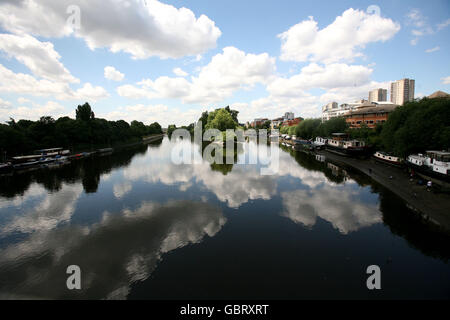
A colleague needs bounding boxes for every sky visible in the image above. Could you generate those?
[0,0,449,127]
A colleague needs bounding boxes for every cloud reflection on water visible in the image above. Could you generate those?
[0,200,225,299]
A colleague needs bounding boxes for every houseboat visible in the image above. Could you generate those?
[407,151,450,182]
[11,154,42,169]
[325,133,368,157]
[36,148,70,157]
[373,151,403,167]
[313,137,327,150]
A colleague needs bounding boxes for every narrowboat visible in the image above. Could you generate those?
[373,151,403,167]
[36,148,70,157]
[325,133,368,157]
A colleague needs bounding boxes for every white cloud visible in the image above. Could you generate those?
[406,9,434,45]
[118,47,276,105]
[104,66,125,81]
[0,33,78,83]
[113,182,132,199]
[102,104,201,127]
[0,64,108,102]
[74,83,109,101]
[232,62,389,121]
[17,97,31,104]
[442,76,450,85]
[0,0,221,59]
[267,63,373,96]
[278,8,400,63]
[0,97,11,109]
[173,67,188,77]
[425,46,440,53]
[437,18,450,31]
[0,101,67,122]
[281,186,381,234]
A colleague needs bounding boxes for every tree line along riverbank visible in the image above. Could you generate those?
[0,103,163,159]
[286,97,450,158]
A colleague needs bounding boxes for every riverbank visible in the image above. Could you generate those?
[1,134,165,176]
[316,149,450,230]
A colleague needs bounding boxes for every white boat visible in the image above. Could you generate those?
[313,137,328,149]
[407,151,450,182]
[325,133,368,157]
[373,151,403,167]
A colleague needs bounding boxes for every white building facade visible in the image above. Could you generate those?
[391,78,415,105]
[369,88,388,103]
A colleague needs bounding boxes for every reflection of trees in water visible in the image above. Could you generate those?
[284,146,345,184]
[286,147,450,262]
[201,141,245,176]
[210,163,234,175]
[0,144,149,198]
[379,189,450,262]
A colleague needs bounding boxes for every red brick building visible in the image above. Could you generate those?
[282,117,302,127]
[344,104,398,128]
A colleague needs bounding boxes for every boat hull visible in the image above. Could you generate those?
[325,144,369,158]
[407,162,450,183]
[373,155,404,167]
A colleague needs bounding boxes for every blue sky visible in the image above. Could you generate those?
[0,0,449,126]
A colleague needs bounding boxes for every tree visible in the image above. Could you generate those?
[318,117,348,137]
[76,102,95,121]
[148,122,162,135]
[295,119,321,139]
[198,111,209,130]
[380,97,450,156]
[206,108,237,131]
[224,106,239,124]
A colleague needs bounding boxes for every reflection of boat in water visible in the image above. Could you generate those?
[98,148,113,154]
[0,162,12,174]
[315,154,326,163]
[327,162,349,179]
[293,139,314,152]
[325,133,368,157]
[373,151,404,167]
[407,151,450,183]
[11,155,42,169]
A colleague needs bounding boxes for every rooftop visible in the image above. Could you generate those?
[344,104,398,116]
[428,91,450,99]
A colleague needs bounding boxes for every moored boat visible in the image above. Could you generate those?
[98,148,113,154]
[293,139,314,152]
[325,133,368,157]
[407,151,450,182]
[36,148,70,157]
[373,151,403,167]
[312,137,327,150]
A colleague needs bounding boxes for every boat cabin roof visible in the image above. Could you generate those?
[12,155,41,160]
[426,151,450,161]
[36,148,63,152]
[332,133,348,137]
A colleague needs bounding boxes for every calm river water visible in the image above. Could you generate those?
[0,137,449,299]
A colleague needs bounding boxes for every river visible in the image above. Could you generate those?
[0,137,449,299]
